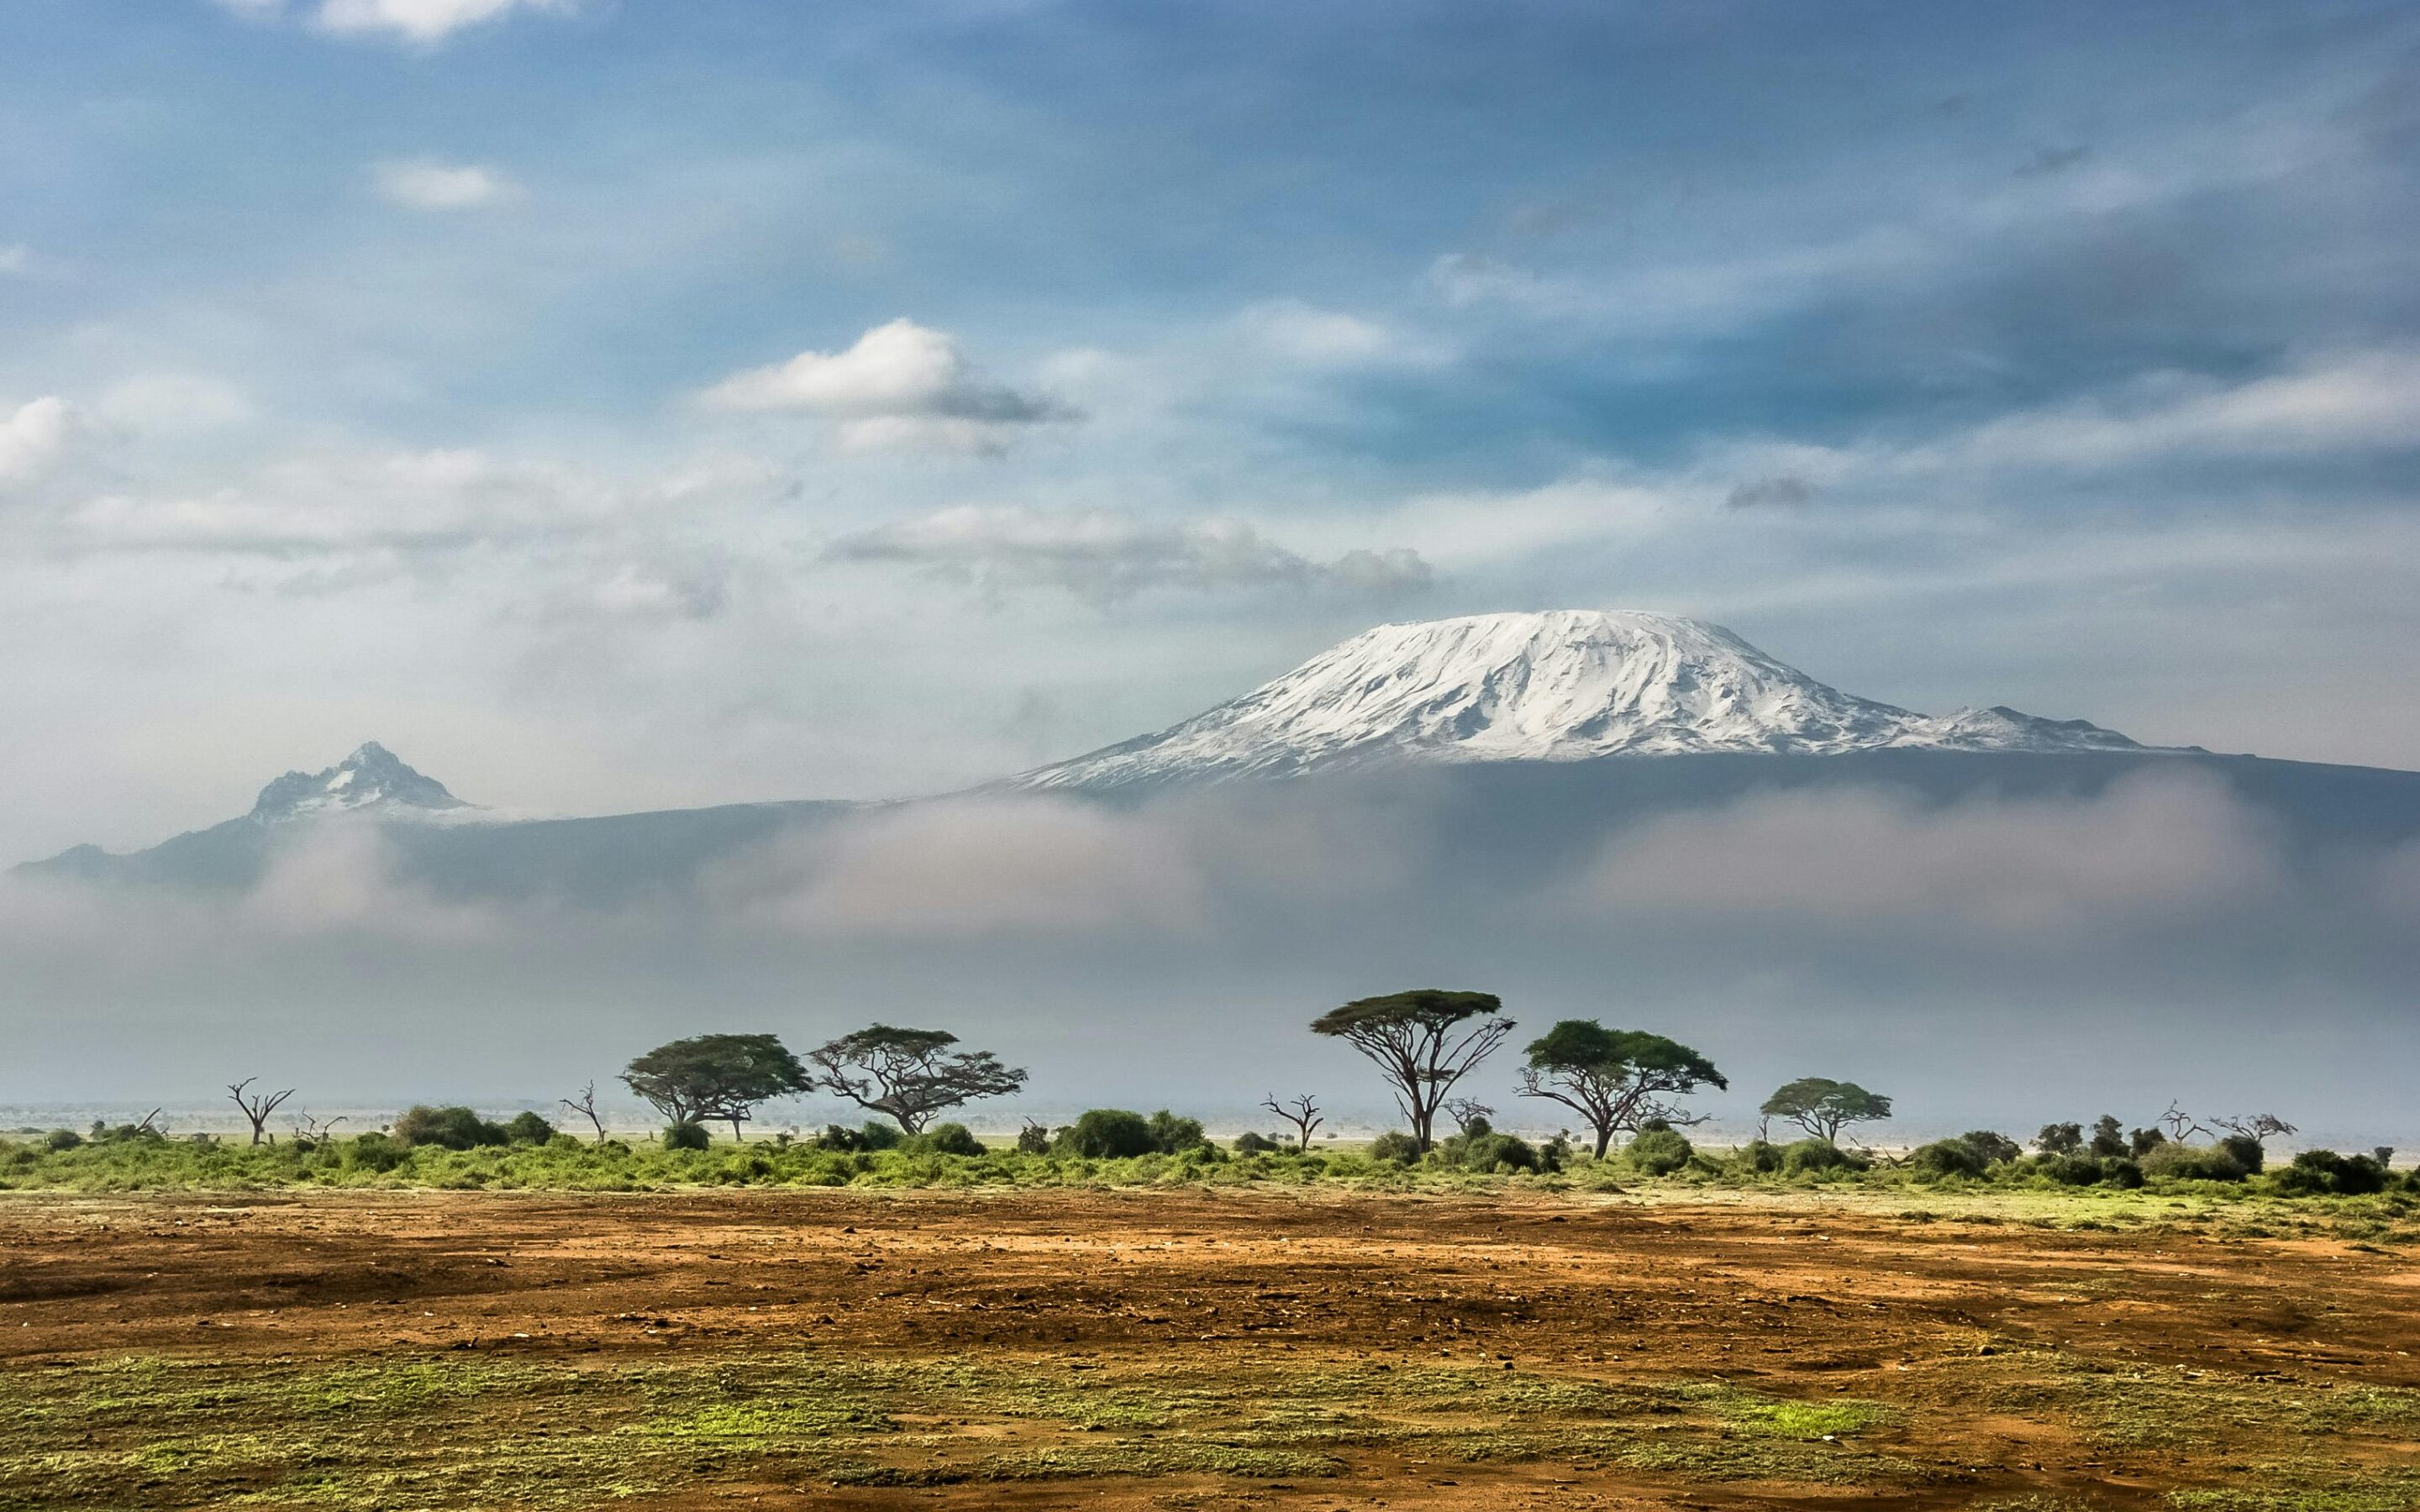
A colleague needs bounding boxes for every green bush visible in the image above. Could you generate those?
[1737,1138,1782,1173]
[912,1122,985,1157]
[2141,1142,2249,1181]
[391,1105,510,1151]
[1367,1131,1423,1164]
[2099,1156,2144,1189]
[1015,1121,1051,1155]
[1057,1109,1156,1159]
[1959,1130,2024,1166]
[504,1111,556,1145]
[1145,1110,1208,1154]
[1439,1128,1537,1173]
[2274,1149,2390,1197]
[1911,1138,1988,1179]
[2034,1152,2104,1185]
[662,1122,711,1152]
[42,1129,82,1152]
[2217,1133,2266,1174]
[1781,1138,1862,1175]
[1233,1130,1281,1155]
[343,1132,407,1173]
[1624,1126,1693,1176]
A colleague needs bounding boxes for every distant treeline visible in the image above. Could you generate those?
[9,990,2397,1200]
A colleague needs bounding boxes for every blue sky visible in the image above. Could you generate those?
[3,0,2418,857]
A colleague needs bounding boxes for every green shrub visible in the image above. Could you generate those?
[2036,1121,2083,1156]
[857,1121,904,1151]
[1232,1130,1281,1155]
[1911,1138,1988,1179]
[1624,1126,1693,1176]
[1367,1131,1423,1164]
[1015,1121,1051,1155]
[42,1129,82,1152]
[2088,1115,2128,1158]
[662,1122,711,1152]
[1781,1138,1861,1175]
[503,1111,555,1145]
[391,1105,510,1151]
[2141,1142,2249,1181]
[1145,1110,1208,1154]
[344,1132,407,1173]
[2035,1153,2103,1185]
[1439,1129,1537,1173]
[1738,1138,1783,1173]
[1959,1130,2023,1166]
[1058,1109,1156,1159]
[2274,1150,2390,1197]
[912,1122,985,1157]
[2099,1156,2144,1189]
[2217,1133,2266,1174]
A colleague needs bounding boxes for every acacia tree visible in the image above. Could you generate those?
[1261,1094,1323,1152]
[1760,1077,1891,1146]
[1310,990,1514,1152]
[807,1026,1027,1134]
[227,1079,294,1147]
[1515,1021,1728,1159]
[621,1033,808,1142]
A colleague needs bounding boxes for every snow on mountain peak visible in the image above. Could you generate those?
[1012,608,2144,790]
[247,742,471,823]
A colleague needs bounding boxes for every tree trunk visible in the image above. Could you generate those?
[1592,1126,1612,1160]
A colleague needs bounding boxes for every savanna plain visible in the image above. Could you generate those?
[5,1176,2417,1512]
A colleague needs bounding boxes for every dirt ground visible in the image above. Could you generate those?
[3,1186,2416,1509]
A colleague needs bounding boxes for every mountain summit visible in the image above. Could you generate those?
[247,742,470,823]
[1013,609,2144,790]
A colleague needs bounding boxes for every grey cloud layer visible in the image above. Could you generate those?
[3,774,2413,1128]
[826,507,1433,606]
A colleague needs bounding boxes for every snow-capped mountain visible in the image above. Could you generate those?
[247,742,471,823]
[1013,610,2146,790]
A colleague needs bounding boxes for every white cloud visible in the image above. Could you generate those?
[1576,770,2280,933]
[701,318,1074,454]
[373,160,520,212]
[213,0,576,43]
[97,373,255,434]
[718,799,1208,939]
[0,245,32,277]
[315,0,576,44]
[0,397,80,491]
[826,506,1432,605]
[1928,350,2420,470]
[1236,300,1422,366]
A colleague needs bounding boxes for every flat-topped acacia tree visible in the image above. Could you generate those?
[1311,990,1514,1152]
[1760,1077,1892,1146]
[808,1026,1028,1135]
[621,1033,809,1142]
[1516,1021,1727,1159]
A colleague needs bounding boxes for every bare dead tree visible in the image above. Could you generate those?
[1444,1097,1495,1136]
[560,1081,609,1143]
[292,1111,347,1144]
[1260,1094,1324,1152]
[2212,1112,2297,1145]
[2159,1100,2209,1142]
[228,1079,295,1147]
[131,1109,165,1137]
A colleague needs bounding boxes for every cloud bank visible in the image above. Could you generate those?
[702,320,1075,454]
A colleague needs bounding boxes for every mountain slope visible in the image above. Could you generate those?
[248,742,471,822]
[1011,609,2145,791]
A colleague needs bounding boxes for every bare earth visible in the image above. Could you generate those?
[3,1187,2415,1509]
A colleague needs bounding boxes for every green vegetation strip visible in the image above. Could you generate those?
[0,1350,1918,1509]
